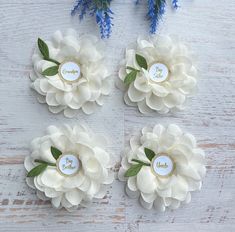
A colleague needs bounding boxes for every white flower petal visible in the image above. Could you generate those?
[136,166,156,194]
[125,185,139,199]
[51,195,62,208]
[146,93,164,111]
[128,83,146,102]
[139,196,153,209]
[137,100,154,114]
[65,189,83,206]
[119,124,205,211]
[40,168,64,188]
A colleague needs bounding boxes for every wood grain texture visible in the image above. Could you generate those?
[0,0,234,231]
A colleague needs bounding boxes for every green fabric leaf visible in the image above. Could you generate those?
[126,66,138,71]
[131,159,150,166]
[136,54,148,70]
[27,164,47,177]
[124,70,137,85]
[38,38,49,59]
[42,66,59,76]
[51,146,62,160]
[124,163,142,177]
[144,148,156,161]
[34,159,56,166]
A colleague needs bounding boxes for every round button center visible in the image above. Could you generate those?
[59,61,81,82]
[148,63,169,83]
[151,155,174,177]
[57,154,80,176]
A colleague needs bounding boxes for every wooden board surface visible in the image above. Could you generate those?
[0,0,234,231]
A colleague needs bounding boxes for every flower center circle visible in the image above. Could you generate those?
[59,60,81,82]
[57,154,80,176]
[151,155,174,177]
[148,63,169,83]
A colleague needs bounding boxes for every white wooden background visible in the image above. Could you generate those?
[0,0,234,231]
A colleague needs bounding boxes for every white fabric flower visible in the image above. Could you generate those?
[24,124,114,211]
[30,29,111,117]
[117,35,197,114]
[118,124,206,211]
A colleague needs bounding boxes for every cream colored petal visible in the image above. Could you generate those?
[51,195,62,208]
[163,91,186,108]
[24,156,34,172]
[184,192,191,204]
[139,196,153,209]
[49,105,65,114]
[46,92,59,106]
[177,164,202,181]
[94,185,107,199]
[36,190,48,201]
[127,177,137,192]
[26,178,36,189]
[153,197,166,212]
[146,93,164,111]
[134,76,151,93]
[125,185,139,199]
[168,198,181,210]
[156,187,172,198]
[124,92,136,106]
[87,181,100,196]
[44,187,61,198]
[101,80,111,95]
[64,108,77,118]
[84,157,102,179]
[128,83,146,102]
[40,168,64,188]
[153,124,165,137]
[136,166,156,194]
[130,136,140,151]
[137,100,154,114]
[39,140,56,163]
[158,132,176,152]
[171,175,188,201]
[118,167,127,182]
[78,176,91,192]
[180,133,196,148]
[103,171,114,184]
[141,192,156,203]
[125,49,139,69]
[93,147,110,167]
[52,30,63,46]
[82,101,97,114]
[62,171,85,189]
[65,189,83,206]
[166,124,182,137]
[152,84,169,97]
[39,79,51,93]
[179,76,197,94]
[137,37,154,49]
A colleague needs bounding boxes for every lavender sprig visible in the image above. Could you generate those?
[136,0,179,34]
[72,0,114,38]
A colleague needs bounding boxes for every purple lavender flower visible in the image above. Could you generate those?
[172,0,179,9]
[72,0,113,38]
[136,0,179,34]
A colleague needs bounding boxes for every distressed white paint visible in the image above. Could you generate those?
[0,0,234,231]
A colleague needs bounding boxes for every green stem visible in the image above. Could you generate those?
[131,159,150,166]
[34,159,56,167]
[44,57,60,66]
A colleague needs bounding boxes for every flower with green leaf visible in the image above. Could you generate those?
[124,54,147,85]
[24,124,114,210]
[30,29,111,117]
[119,124,206,211]
[27,146,61,177]
[117,35,197,114]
